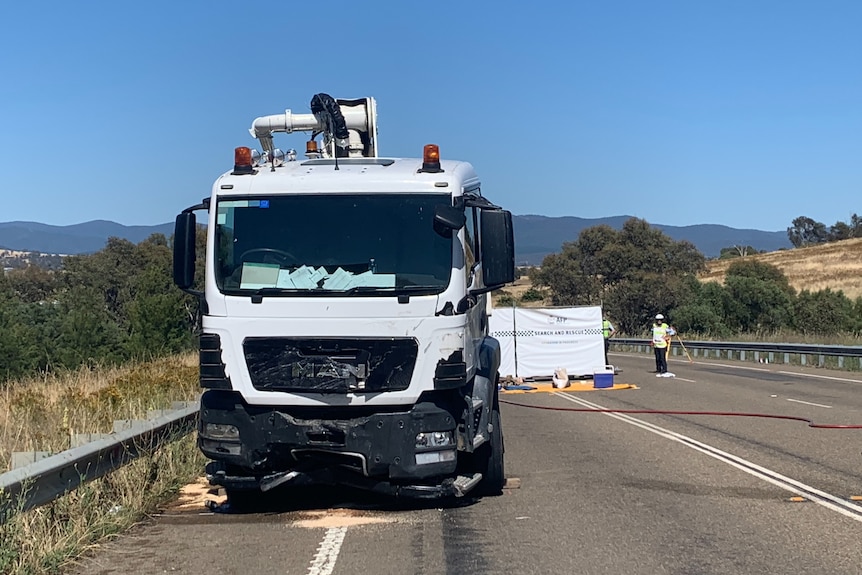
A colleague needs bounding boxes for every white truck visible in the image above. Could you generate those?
[173,93,515,501]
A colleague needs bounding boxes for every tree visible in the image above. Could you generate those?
[671,281,732,336]
[718,245,759,260]
[671,303,731,337]
[724,259,793,292]
[605,272,696,335]
[531,218,706,334]
[722,260,794,332]
[793,289,859,335]
[787,216,828,248]
[125,237,195,356]
[828,221,853,242]
[4,265,58,303]
[60,237,142,328]
[531,247,601,306]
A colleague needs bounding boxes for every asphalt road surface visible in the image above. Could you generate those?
[68,352,862,574]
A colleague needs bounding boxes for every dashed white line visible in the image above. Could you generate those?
[786,398,832,409]
[307,527,347,575]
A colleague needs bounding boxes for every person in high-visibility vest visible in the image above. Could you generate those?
[602,314,616,366]
[651,313,676,376]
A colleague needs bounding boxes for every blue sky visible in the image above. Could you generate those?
[1,1,859,232]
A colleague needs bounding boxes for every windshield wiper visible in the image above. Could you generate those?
[340,286,397,295]
[247,287,295,303]
[394,285,441,295]
[242,285,441,302]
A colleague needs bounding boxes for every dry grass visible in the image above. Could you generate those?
[700,237,862,299]
[0,353,206,575]
[494,275,549,308]
[0,354,200,468]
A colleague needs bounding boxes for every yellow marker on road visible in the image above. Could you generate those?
[500,381,637,394]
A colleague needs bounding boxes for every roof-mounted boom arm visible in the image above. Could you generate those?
[249,95,378,158]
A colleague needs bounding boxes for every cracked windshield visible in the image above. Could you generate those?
[215,193,453,295]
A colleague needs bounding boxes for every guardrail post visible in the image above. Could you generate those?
[70,434,112,449]
[741,350,746,362]
[839,356,844,368]
[113,420,149,433]
[10,452,51,470]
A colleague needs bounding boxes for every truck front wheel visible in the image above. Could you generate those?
[476,405,505,496]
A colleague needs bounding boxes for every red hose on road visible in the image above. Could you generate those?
[498,399,862,429]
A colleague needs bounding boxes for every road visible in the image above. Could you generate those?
[67,352,862,574]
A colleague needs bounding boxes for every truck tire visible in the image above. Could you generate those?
[224,488,262,512]
[476,403,505,496]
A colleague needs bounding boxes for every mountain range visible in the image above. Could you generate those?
[0,216,791,263]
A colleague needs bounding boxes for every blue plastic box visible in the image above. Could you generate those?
[593,366,614,389]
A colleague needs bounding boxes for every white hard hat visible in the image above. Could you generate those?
[655,314,664,320]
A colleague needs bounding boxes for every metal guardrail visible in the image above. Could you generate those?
[0,401,199,524]
[611,338,862,368]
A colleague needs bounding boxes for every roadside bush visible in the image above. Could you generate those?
[793,289,859,335]
[495,291,516,307]
[520,288,544,302]
[670,303,732,338]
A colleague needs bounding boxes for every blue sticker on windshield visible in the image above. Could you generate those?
[259,200,270,208]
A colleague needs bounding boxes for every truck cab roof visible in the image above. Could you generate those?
[215,156,480,196]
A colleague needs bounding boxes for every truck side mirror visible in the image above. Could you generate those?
[434,204,466,236]
[480,209,515,287]
[173,212,197,290]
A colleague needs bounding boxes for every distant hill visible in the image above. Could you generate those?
[513,215,791,264]
[0,220,175,254]
[0,216,791,261]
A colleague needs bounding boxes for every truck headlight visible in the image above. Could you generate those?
[415,431,454,449]
[201,423,240,441]
[415,450,456,465]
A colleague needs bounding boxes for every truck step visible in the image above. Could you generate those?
[452,473,483,497]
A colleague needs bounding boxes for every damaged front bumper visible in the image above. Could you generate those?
[199,390,474,498]
[205,460,483,499]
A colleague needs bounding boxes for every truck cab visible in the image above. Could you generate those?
[173,93,515,500]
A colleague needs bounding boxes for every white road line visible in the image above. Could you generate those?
[678,360,771,372]
[786,398,832,409]
[673,377,698,383]
[777,371,862,384]
[307,527,347,575]
[554,392,862,522]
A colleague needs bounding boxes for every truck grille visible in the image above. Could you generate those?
[243,337,418,393]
